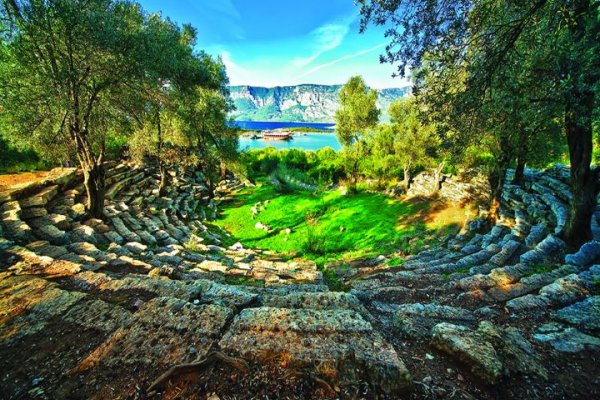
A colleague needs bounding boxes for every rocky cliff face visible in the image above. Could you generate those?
[229,84,410,122]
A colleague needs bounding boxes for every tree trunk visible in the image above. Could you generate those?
[559,0,598,248]
[156,108,168,197]
[403,163,411,189]
[512,157,526,186]
[432,161,445,194]
[158,164,168,197]
[512,129,528,186]
[488,155,510,223]
[82,162,105,218]
[73,126,106,219]
[561,90,595,247]
[207,179,215,198]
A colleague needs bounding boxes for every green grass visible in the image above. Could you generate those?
[322,268,350,292]
[224,275,265,287]
[387,256,404,267]
[442,265,472,279]
[214,183,432,265]
[523,264,555,277]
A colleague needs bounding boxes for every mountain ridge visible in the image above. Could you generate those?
[229,84,410,123]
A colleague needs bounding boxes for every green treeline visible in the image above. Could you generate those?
[1,0,599,250]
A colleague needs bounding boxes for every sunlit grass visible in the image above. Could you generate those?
[214,183,465,265]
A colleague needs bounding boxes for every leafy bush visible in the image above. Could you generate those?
[0,134,51,173]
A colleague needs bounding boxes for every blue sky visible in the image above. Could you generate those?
[138,0,409,89]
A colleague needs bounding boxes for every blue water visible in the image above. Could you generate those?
[234,120,341,151]
[239,133,341,152]
[233,120,335,131]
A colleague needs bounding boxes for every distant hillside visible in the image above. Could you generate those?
[229,84,410,123]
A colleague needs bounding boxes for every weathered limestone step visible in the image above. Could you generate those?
[0,275,86,343]
[540,193,568,234]
[519,234,566,265]
[110,217,142,243]
[372,302,476,338]
[2,246,84,276]
[524,223,548,248]
[199,282,259,308]
[70,272,213,302]
[486,264,582,302]
[62,297,132,334]
[219,307,411,394]
[105,170,145,199]
[72,297,233,373]
[67,242,115,263]
[457,263,532,292]
[533,322,600,352]
[68,224,101,245]
[488,240,521,266]
[432,321,547,385]
[260,291,369,314]
[19,206,48,219]
[1,201,36,243]
[33,223,69,245]
[506,272,593,312]
[565,241,600,267]
[553,296,600,334]
[18,185,58,208]
[28,213,70,231]
[26,241,69,259]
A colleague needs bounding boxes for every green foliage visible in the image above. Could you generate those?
[523,264,555,277]
[242,147,344,188]
[387,256,404,267]
[0,0,239,216]
[334,76,380,187]
[366,97,438,184]
[0,0,160,163]
[224,275,265,287]
[322,268,350,292]
[183,239,204,254]
[0,134,50,173]
[335,76,380,146]
[360,0,600,244]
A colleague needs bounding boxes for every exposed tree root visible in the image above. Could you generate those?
[147,351,249,394]
[284,370,336,397]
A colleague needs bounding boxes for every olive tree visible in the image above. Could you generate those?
[0,0,181,217]
[334,75,380,190]
[360,0,598,243]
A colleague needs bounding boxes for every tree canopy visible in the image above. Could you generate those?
[359,0,600,245]
[0,0,235,217]
[335,75,380,189]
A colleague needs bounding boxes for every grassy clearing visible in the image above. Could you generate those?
[215,183,467,265]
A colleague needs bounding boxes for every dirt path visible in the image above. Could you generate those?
[0,170,50,190]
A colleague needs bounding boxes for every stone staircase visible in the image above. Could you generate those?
[0,163,599,399]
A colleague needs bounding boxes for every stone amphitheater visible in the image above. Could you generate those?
[0,162,599,399]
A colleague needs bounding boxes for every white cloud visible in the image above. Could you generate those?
[219,51,252,85]
[289,19,352,68]
[202,0,241,21]
[194,0,245,41]
[295,42,388,80]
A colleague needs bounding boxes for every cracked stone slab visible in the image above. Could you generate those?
[553,296,600,333]
[219,307,411,394]
[72,297,233,373]
[535,323,600,352]
[0,275,86,343]
[432,321,547,384]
